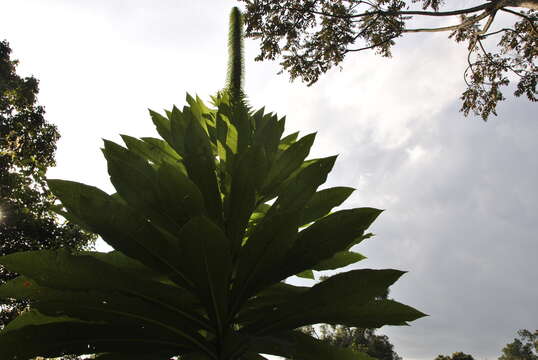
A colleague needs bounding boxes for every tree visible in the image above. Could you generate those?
[499,329,538,360]
[0,40,95,327]
[0,8,426,360]
[435,352,475,360]
[237,0,538,120]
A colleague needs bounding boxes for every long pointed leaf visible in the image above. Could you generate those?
[176,216,232,335]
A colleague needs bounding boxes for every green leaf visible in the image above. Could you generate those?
[278,131,299,152]
[236,282,308,325]
[262,133,316,194]
[149,109,172,144]
[216,111,238,157]
[230,102,252,153]
[34,291,208,349]
[47,180,189,284]
[142,137,182,161]
[225,145,267,257]
[183,111,224,226]
[103,140,202,232]
[253,113,285,164]
[231,211,300,313]
[296,270,315,279]
[0,276,210,344]
[176,216,232,335]
[272,207,382,283]
[251,331,376,360]
[0,310,189,360]
[267,156,337,218]
[102,141,161,217]
[313,251,366,271]
[0,250,189,304]
[156,161,206,225]
[170,105,188,156]
[215,110,239,196]
[245,269,407,333]
[87,251,172,283]
[0,250,210,331]
[251,107,266,130]
[316,299,428,328]
[301,186,355,226]
[121,135,184,173]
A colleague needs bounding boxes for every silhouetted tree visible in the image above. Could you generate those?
[238,0,537,120]
[436,352,475,360]
[0,40,95,328]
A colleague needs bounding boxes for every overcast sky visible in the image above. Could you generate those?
[1,1,537,360]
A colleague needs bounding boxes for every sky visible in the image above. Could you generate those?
[1,1,537,359]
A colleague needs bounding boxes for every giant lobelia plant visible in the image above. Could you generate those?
[0,8,426,360]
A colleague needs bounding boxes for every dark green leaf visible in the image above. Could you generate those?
[225,145,268,257]
[272,207,382,282]
[170,105,188,156]
[253,114,285,165]
[296,270,315,279]
[316,299,428,328]
[149,109,172,145]
[301,186,355,226]
[251,331,375,360]
[313,251,366,271]
[47,180,189,284]
[0,310,189,360]
[232,211,300,313]
[183,111,224,226]
[245,269,406,333]
[121,135,183,173]
[156,161,206,225]
[278,131,299,152]
[266,156,337,218]
[176,216,232,334]
[263,133,316,193]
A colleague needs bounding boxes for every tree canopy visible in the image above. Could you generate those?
[0,40,95,328]
[435,351,476,360]
[499,329,538,360]
[238,0,537,120]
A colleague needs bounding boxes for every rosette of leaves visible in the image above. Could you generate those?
[0,8,425,360]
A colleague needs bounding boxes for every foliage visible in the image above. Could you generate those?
[238,0,538,120]
[435,352,475,360]
[0,8,425,360]
[0,40,95,328]
[499,329,538,360]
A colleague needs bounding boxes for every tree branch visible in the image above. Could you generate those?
[281,2,493,20]
[403,10,491,33]
[344,35,399,52]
